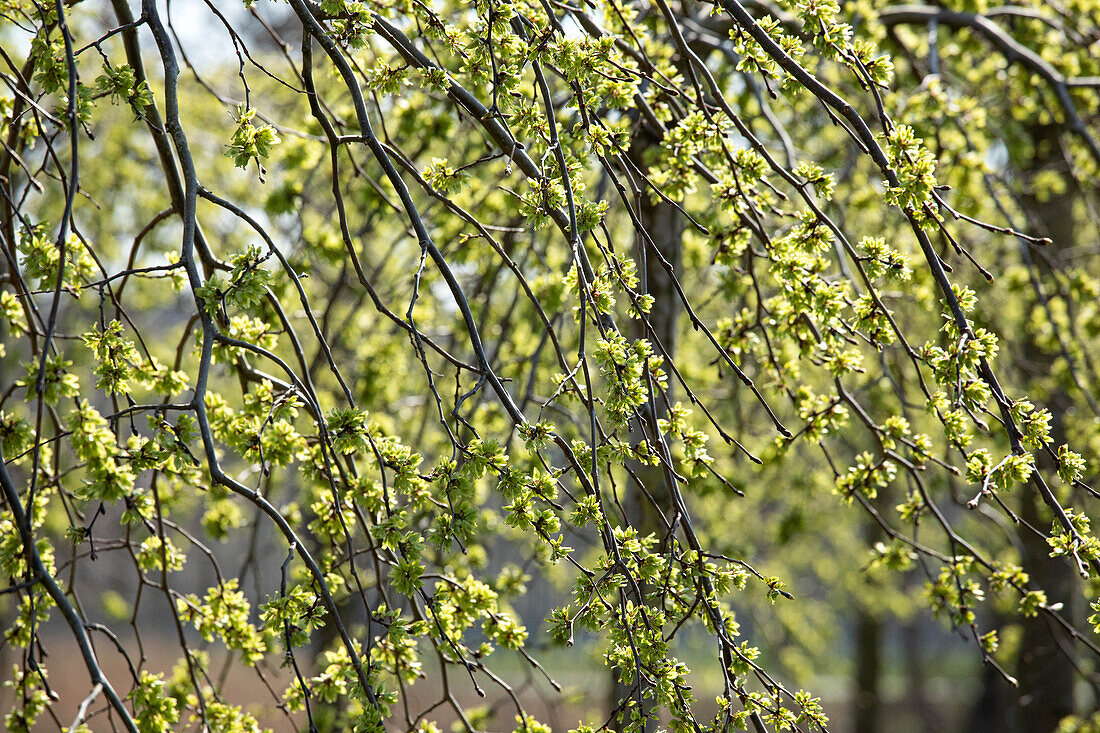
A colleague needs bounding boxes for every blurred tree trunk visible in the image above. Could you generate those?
[1016,491,1076,732]
[853,513,883,733]
[901,620,939,731]
[967,598,1014,731]
[1011,125,1079,733]
[853,609,881,733]
[606,106,683,733]
[956,119,1084,731]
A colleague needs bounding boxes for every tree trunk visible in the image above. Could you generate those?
[1013,126,1079,732]
[1016,489,1076,732]
[901,620,939,732]
[853,513,884,733]
[853,610,881,733]
[606,115,684,733]
[966,603,1015,733]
